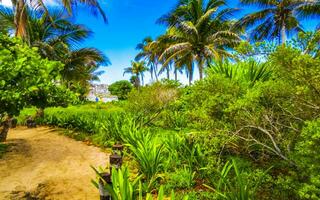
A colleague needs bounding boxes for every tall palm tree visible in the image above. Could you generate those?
[1,0,106,38]
[159,19,239,80]
[123,61,149,87]
[0,8,90,53]
[158,0,234,27]
[135,37,160,82]
[237,0,320,44]
[60,47,108,86]
[158,0,240,80]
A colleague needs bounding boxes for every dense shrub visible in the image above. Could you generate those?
[109,80,133,100]
[294,119,320,199]
[126,81,180,125]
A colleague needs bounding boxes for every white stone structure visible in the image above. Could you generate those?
[87,84,118,102]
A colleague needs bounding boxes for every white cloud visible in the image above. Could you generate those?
[0,0,12,7]
[0,0,59,7]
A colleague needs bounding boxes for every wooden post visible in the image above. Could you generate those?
[110,153,122,170]
[99,172,112,200]
[112,143,124,156]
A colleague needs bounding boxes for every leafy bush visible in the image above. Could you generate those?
[0,34,76,142]
[294,119,320,199]
[126,81,180,126]
[109,80,133,100]
[164,167,195,190]
[0,34,64,117]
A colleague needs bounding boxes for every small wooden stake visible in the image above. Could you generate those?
[99,172,112,200]
[112,143,124,156]
[110,153,122,169]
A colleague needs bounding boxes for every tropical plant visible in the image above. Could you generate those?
[92,166,141,200]
[0,34,70,141]
[126,81,179,126]
[92,166,188,200]
[109,80,133,100]
[60,47,108,88]
[209,60,273,86]
[159,0,240,80]
[124,61,149,87]
[127,132,165,186]
[135,37,161,81]
[2,0,106,38]
[294,118,320,199]
[205,160,268,200]
[0,7,109,94]
[237,0,320,44]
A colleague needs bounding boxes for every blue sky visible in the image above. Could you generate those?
[74,0,240,85]
[1,0,318,84]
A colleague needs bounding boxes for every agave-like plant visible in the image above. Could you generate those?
[204,159,269,200]
[209,60,272,86]
[127,133,165,185]
[92,166,188,200]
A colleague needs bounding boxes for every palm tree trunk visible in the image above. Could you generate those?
[141,74,144,86]
[174,68,178,81]
[198,59,204,80]
[166,67,170,79]
[154,62,158,82]
[188,74,192,85]
[150,66,154,81]
[281,22,286,45]
[135,77,140,88]
[14,0,27,38]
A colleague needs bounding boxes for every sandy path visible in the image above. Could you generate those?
[0,127,109,200]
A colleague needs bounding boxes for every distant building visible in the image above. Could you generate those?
[87,84,118,102]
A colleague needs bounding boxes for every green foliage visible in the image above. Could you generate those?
[13,34,320,200]
[20,104,125,146]
[294,119,320,199]
[205,160,267,200]
[92,166,187,200]
[209,60,272,86]
[0,34,67,116]
[127,131,165,185]
[126,81,179,125]
[164,167,195,190]
[109,80,133,100]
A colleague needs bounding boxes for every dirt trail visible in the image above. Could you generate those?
[0,127,109,200]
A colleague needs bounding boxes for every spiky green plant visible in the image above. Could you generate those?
[92,166,188,200]
[126,131,165,187]
[204,159,268,200]
[209,60,272,86]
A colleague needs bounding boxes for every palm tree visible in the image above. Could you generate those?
[158,0,240,80]
[0,8,90,54]
[158,0,234,27]
[60,48,108,87]
[2,0,106,38]
[123,61,149,87]
[159,20,239,80]
[237,0,320,44]
[0,7,109,89]
[135,37,160,82]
